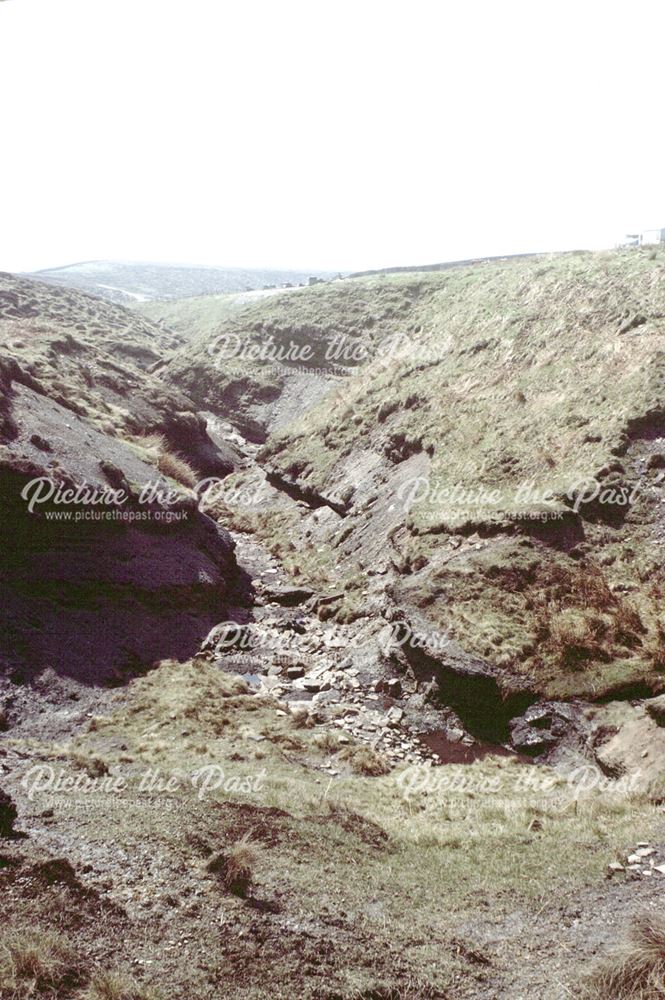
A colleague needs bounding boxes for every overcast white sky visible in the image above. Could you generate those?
[1,0,664,273]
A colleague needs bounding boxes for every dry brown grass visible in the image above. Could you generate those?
[125,432,198,488]
[527,563,660,680]
[313,729,343,753]
[156,449,197,488]
[290,705,314,728]
[80,971,161,1000]
[614,601,647,649]
[206,834,262,896]
[547,608,608,672]
[649,619,665,673]
[580,911,665,999]
[0,929,83,999]
[340,745,392,776]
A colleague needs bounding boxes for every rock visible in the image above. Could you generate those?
[509,702,581,755]
[258,677,282,695]
[387,706,404,725]
[0,788,17,838]
[653,865,665,875]
[286,666,305,680]
[1,459,238,682]
[303,679,330,693]
[627,853,642,864]
[259,584,315,607]
[607,861,625,873]
[29,433,52,452]
[636,847,655,857]
[618,313,647,335]
[311,689,341,707]
[241,728,266,743]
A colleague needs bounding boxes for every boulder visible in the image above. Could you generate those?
[259,584,315,607]
[509,702,581,755]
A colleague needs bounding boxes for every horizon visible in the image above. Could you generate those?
[20,236,660,280]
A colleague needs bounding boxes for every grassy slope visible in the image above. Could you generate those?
[139,279,439,437]
[261,249,665,510]
[144,250,665,699]
[0,272,237,479]
[3,659,662,999]
[0,273,184,435]
[257,251,665,698]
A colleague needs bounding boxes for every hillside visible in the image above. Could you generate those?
[0,272,240,680]
[0,272,238,474]
[139,278,421,440]
[30,260,336,304]
[142,247,665,702]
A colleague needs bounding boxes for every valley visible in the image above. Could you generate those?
[2,249,665,998]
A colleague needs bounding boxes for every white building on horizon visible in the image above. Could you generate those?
[617,228,665,248]
[640,228,665,245]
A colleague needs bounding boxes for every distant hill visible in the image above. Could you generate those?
[348,249,570,278]
[27,260,336,304]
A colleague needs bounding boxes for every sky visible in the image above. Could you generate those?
[1,0,664,273]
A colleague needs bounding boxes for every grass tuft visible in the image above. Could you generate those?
[340,746,392,776]
[0,929,83,999]
[580,911,665,999]
[207,834,262,896]
[156,450,197,488]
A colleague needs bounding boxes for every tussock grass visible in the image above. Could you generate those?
[0,929,82,999]
[580,912,665,999]
[207,834,262,896]
[547,608,608,672]
[314,729,343,753]
[81,971,162,1000]
[290,704,314,728]
[156,450,197,488]
[340,745,392,776]
[0,929,160,1000]
[124,432,198,487]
